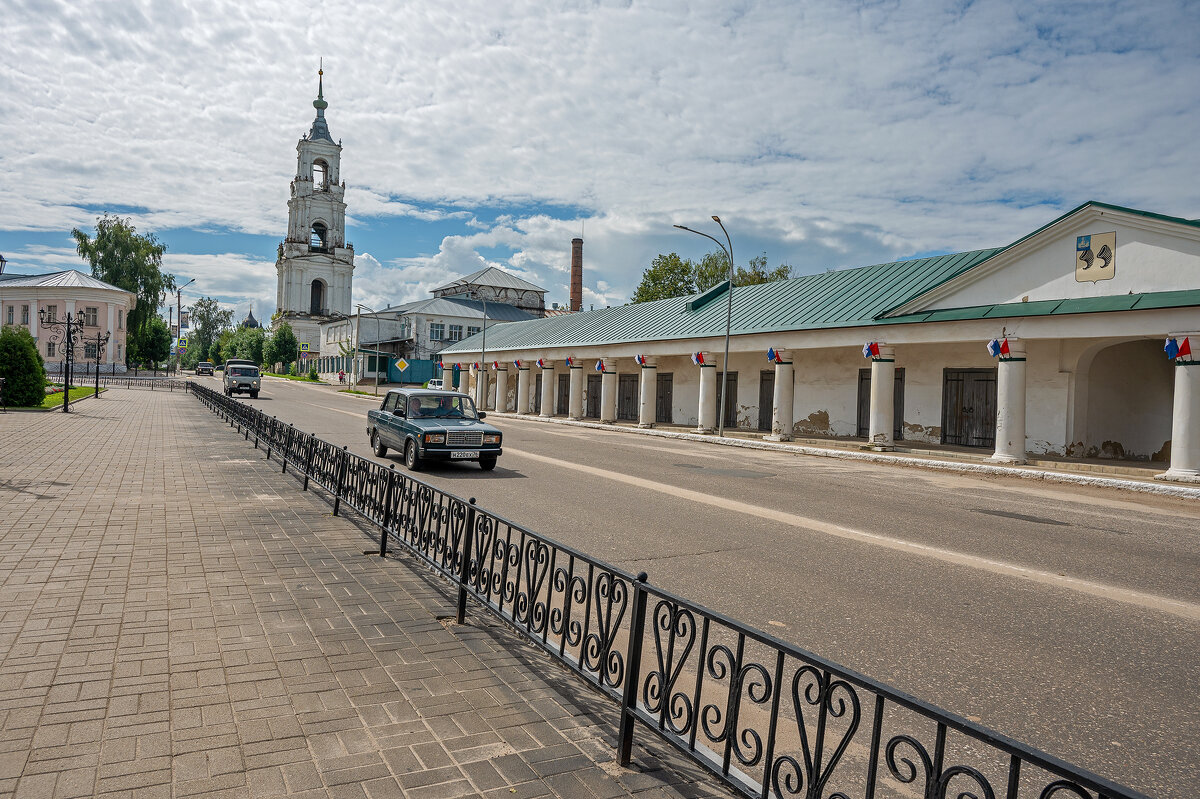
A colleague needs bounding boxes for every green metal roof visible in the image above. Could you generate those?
[441,248,1001,354]
[885,289,1200,325]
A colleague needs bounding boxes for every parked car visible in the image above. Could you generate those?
[426,378,443,390]
[223,359,261,398]
[366,389,502,471]
[195,361,214,376]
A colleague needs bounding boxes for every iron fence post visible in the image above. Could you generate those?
[302,435,315,491]
[332,445,348,516]
[379,465,396,557]
[265,417,277,461]
[282,426,293,473]
[456,498,477,624]
[618,571,649,766]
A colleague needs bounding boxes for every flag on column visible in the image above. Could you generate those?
[565,355,574,367]
[492,360,499,370]
[536,358,545,368]
[595,359,604,372]
[691,352,705,366]
[862,342,880,359]
[1164,338,1179,359]
[436,359,444,368]
[634,354,646,366]
[513,359,521,368]
[986,339,1001,358]
[453,363,460,372]
[1180,336,1193,359]
[999,338,1011,356]
[766,347,777,363]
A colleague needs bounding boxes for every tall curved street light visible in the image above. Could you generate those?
[176,277,195,371]
[673,216,735,437]
[355,303,382,396]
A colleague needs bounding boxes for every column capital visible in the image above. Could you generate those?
[637,356,658,368]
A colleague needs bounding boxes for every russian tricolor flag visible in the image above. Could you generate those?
[492,360,499,370]
[536,358,545,368]
[767,347,777,363]
[565,356,574,367]
[1167,336,1192,359]
[691,352,705,366]
[862,342,880,359]
[986,338,1011,358]
[634,354,646,366]
[513,359,521,369]
[595,359,604,372]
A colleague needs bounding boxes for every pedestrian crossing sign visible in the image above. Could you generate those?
[177,336,187,347]
[299,342,310,352]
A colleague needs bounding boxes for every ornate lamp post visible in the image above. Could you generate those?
[674,216,735,436]
[91,329,111,398]
[38,307,87,413]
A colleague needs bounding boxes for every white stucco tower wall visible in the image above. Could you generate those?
[274,66,355,357]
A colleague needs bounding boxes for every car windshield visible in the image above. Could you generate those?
[407,393,478,420]
[231,367,257,377]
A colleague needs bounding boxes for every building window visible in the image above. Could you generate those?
[429,323,445,341]
[310,222,328,252]
[43,305,57,322]
[4,306,11,325]
[118,309,123,329]
[85,342,97,360]
[83,307,98,326]
[47,341,56,357]
[313,159,328,189]
[22,305,29,325]
[448,324,463,341]
[467,326,481,337]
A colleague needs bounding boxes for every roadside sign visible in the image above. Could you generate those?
[178,336,188,347]
[299,342,310,352]
[396,358,409,372]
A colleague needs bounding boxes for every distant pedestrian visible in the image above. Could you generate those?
[338,370,345,384]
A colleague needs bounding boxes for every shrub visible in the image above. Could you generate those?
[308,365,319,381]
[287,362,298,376]
[0,326,48,407]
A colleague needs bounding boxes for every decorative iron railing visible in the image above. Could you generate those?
[99,377,189,391]
[185,382,1150,799]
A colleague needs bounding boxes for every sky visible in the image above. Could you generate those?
[2,0,1198,322]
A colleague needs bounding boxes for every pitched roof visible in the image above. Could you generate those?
[441,248,1000,353]
[433,266,547,295]
[0,270,134,294]
[382,296,537,323]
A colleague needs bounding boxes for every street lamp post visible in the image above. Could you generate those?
[355,303,382,396]
[92,329,111,398]
[673,216,735,436]
[176,277,195,372]
[38,307,87,413]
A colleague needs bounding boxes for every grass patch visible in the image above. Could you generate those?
[338,388,378,396]
[41,385,105,408]
[263,372,327,383]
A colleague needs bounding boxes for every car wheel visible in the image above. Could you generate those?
[372,432,387,458]
[250,391,259,399]
[404,440,423,471]
[479,456,497,472]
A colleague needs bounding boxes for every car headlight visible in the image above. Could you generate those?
[483,434,501,444]
[425,433,445,443]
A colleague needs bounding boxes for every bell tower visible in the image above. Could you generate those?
[274,63,354,354]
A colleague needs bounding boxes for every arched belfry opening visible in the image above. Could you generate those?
[313,159,328,189]
[310,222,328,252]
[310,279,326,315]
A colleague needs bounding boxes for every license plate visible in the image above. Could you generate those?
[450,451,479,460]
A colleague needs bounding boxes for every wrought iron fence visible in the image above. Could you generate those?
[186,382,1149,799]
[99,377,190,391]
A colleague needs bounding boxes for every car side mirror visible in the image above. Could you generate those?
[478,412,486,419]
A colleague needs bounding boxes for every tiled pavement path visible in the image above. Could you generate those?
[0,390,727,799]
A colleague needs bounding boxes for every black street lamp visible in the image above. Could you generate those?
[674,216,735,436]
[90,329,111,398]
[38,307,87,413]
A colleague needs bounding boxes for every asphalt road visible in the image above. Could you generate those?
[196,375,1200,797]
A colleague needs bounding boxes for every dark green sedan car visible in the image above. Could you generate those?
[366,389,503,471]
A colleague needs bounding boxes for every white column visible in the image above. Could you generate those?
[600,362,617,423]
[991,340,1027,464]
[568,361,585,420]
[766,350,794,441]
[516,366,532,414]
[1159,346,1200,482]
[638,357,657,428]
[695,357,717,433]
[540,363,556,418]
[868,345,896,450]
[493,365,508,411]
[474,365,488,409]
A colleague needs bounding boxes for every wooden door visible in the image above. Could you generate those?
[556,374,570,415]
[534,373,542,413]
[941,368,996,447]
[758,370,775,431]
[656,373,673,423]
[617,374,639,420]
[856,368,905,440]
[585,374,602,418]
[714,371,738,429]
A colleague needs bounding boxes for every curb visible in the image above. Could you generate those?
[486,411,1200,500]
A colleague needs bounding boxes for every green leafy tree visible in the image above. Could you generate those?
[0,326,48,407]
[630,253,697,303]
[229,326,266,365]
[695,251,731,292]
[736,253,793,286]
[140,316,172,365]
[262,337,279,371]
[184,297,233,368]
[71,216,174,360]
[211,328,236,365]
[268,323,299,372]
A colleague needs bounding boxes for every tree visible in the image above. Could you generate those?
[71,216,174,359]
[229,326,266,365]
[184,297,233,368]
[631,250,794,302]
[0,326,47,407]
[630,253,697,303]
[267,323,299,371]
[140,316,172,365]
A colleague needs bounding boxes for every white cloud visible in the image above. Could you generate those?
[2,0,1197,313]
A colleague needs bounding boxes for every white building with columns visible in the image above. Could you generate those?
[440,202,1200,482]
[274,67,354,354]
[0,270,136,373]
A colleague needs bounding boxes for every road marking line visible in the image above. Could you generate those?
[508,448,1200,622]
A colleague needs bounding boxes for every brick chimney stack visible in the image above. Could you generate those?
[570,238,583,312]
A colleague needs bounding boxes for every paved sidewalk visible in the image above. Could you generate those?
[0,390,726,799]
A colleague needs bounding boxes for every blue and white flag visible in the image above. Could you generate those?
[1165,337,1180,360]
[987,339,1002,358]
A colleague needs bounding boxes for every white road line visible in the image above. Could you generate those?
[507,448,1200,622]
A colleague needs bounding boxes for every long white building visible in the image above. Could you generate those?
[441,202,1200,482]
